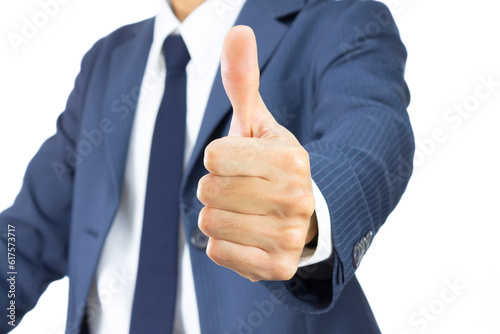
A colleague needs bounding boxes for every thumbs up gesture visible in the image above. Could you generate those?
[197,26,318,282]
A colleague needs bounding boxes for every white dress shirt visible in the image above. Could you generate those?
[87,1,332,333]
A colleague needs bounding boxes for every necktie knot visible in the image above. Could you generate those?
[163,34,190,74]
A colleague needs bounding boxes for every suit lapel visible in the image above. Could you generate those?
[70,19,156,331]
[182,0,306,189]
[103,19,155,197]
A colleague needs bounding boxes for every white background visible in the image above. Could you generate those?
[1,0,499,333]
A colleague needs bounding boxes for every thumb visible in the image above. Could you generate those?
[221,25,276,137]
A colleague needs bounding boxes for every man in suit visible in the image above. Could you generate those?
[0,0,414,333]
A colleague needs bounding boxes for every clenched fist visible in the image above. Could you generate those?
[197,26,318,282]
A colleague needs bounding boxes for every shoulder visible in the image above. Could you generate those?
[292,0,404,69]
[303,0,392,17]
[299,0,397,34]
[82,17,155,65]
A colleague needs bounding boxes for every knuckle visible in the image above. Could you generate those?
[280,228,307,250]
[299,148,310,164]
[271,257,297,281]
[274,190,314,219]
[204,140,222,172]
[249,257,268,279]
[273,185,295,205]
[295,192,315,217]
[197,174,218,205]
[283,147,309,174]
[197,175,208,203]
[198,207,214,235]
[295,150,311,175]
[206,239,224,264]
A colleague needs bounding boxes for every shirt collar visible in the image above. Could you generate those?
[154,0,246,75]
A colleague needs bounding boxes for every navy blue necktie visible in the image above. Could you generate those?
[129,35,190,334]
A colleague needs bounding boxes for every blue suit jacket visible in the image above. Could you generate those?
[0,0,414,333]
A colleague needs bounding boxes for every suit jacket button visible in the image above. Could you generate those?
[365,231,373,250]
[191,228,209,249]
[360,237,367,255]
[353,242,364,269]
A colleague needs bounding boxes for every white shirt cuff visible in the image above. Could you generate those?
[298,179,333,267]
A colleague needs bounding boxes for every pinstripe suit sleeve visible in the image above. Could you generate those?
[0,37,105,332]
[261,1,414,314]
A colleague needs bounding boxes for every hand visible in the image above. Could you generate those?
[197,26,318,282]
